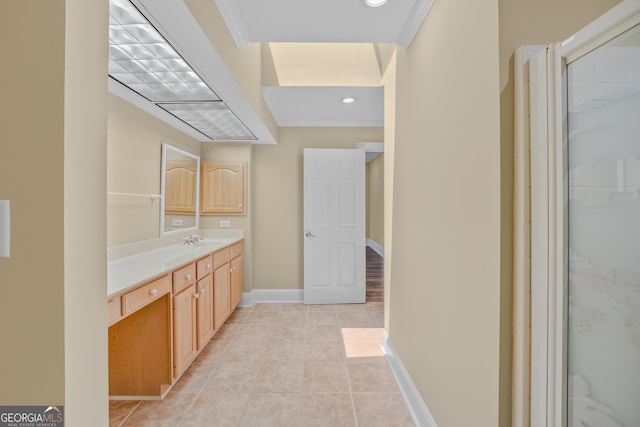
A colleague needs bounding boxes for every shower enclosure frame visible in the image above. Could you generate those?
[513,2,640,426]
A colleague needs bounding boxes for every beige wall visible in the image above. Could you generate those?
[253,127,383,290]
[383,51,397,325]
[386,0,502,426]
[0,0,108,423]
[200,142,254,292]
[64,0,109,423]
[366,154,384,246]
[107,94,201,247]
[497,0,620,424]
[0,0,66,406]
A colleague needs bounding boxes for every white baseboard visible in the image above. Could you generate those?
[239,289,304,307]
[366,239,384,257]
[382,331,438,427]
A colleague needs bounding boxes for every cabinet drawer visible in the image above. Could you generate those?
[213,247,230,270]
[230,240,243,260]
[196,255,213,279]
[107,297,122,326]
[173,263,196,294]
[122,274,171,316]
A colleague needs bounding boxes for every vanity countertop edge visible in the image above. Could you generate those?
[107,236,243,298]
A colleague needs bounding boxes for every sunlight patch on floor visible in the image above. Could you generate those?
[341,327,385,359]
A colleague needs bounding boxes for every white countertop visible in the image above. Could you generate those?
[107,237,242,297]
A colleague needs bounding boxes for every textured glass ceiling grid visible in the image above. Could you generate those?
[110,0,146,25]
[158,103,256,140]
[109,0,255,141]
[108,0,219,103]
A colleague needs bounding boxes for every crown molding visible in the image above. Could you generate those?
[261,87,286,127]
[397,0,435,48]
[215,0,249,46]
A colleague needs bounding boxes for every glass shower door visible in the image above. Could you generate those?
[567,23,640,427]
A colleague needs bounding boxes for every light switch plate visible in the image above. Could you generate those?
[219,220,230,228]
[0,200,10,258]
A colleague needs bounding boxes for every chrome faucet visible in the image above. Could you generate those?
[183,234,204,245]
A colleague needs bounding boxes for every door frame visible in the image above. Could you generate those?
[513,2,640,426]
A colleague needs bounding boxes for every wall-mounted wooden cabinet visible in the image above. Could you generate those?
[201,161,245,215]
[165,160,197,214]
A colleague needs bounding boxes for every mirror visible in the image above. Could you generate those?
[160,143,200,236]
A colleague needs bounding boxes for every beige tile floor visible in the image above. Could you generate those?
[109,302,414,427]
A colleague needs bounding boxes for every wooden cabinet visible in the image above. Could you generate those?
[173,263,196,294]
[230,255,243,309]
[213,263,231,330]
[108,297,122,326]
[122,274,171,316]
[196,254,213,279]
[109,275,173,398]
[195,253,215,350]
[173,284,198,378]
[196,275,214,349]
[108,238,244,398]
[165,160,197,214]
[201,161,245,215]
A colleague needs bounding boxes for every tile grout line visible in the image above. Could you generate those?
[116,400,141,427]
[344,337,360,427]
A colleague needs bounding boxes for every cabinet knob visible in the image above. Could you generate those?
[186,273,192,280]
[150,289,158,296]
[200,288,206,294]
[238,204,242,208]
[206,263,211,269]
[194,293,199,299]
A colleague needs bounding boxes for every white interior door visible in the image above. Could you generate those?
[303,148,366,305]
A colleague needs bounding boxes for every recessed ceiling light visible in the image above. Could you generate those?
[365,0,387,7]
[341,97,356,104]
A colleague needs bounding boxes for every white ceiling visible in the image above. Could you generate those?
[116,0,433,141]
[215,0,433,129]
[215,0,434,46]
[263,86,384,127]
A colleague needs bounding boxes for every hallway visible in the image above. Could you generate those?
[366,246,384,303]
[109,302,412,426]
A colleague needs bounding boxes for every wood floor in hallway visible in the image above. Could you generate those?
[366,246,384,303]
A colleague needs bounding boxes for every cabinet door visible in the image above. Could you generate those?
[173,284,198,378]
[165,161,197,214]
[196,275,214,350]
[213,264,231,330]
[230,255,243,309]
[201,161,245,215]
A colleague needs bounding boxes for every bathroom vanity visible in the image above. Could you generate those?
[107,236,243,399]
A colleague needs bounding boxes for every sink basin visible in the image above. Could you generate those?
[184,239,231,250]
